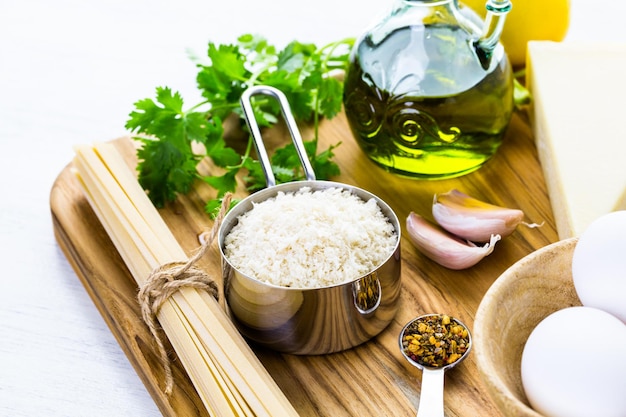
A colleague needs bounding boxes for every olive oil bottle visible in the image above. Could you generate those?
[343,0,514,179]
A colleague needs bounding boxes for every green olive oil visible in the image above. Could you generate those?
[343,25,514,179]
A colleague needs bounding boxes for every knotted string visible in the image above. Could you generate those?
[137,193,232,395]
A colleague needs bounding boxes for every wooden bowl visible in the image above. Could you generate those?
[473,238,582,416]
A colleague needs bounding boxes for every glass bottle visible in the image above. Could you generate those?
[343,0,514,179]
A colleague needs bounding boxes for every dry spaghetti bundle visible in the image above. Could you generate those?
[72,141,298,417]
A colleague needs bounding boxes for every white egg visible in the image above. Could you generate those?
[521,306,626,417]
[572,210,626,323]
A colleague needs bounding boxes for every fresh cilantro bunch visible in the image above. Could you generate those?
[125,34,354,215]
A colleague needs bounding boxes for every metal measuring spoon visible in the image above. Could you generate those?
[399,314,472,417]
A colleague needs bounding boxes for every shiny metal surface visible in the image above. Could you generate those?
[217,86,402,354]
[399,314,472,417]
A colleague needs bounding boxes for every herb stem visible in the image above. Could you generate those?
[127,34,346,211]
[186,99,212,113]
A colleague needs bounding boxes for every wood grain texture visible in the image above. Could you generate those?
[50,108,559,416]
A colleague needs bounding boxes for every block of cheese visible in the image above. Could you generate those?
[527,41,626,239]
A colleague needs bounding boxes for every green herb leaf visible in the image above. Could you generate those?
[126,86,213,207]
[317,77,344,119]
[126,35,355,212]
[203,168,239,196]
[310,142,342,179]
[135,139,198,207]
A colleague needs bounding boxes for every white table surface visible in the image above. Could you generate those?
[1,1,624,415]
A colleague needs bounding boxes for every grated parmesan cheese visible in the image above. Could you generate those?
[224,187,397,288]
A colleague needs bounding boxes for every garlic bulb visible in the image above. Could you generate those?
[432,189,525,243]
[406,212,501,270]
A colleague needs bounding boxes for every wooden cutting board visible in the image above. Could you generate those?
[50,108,559,416]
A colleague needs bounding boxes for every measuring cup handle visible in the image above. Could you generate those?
[416,368,445,417]
[240,85,316,188]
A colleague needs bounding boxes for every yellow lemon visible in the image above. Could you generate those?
[461,0,571,68]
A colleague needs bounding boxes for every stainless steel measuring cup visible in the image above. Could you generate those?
[217,85,402,355]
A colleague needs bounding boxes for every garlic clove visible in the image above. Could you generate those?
[406,212,501,270]
[432,189,525,243]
